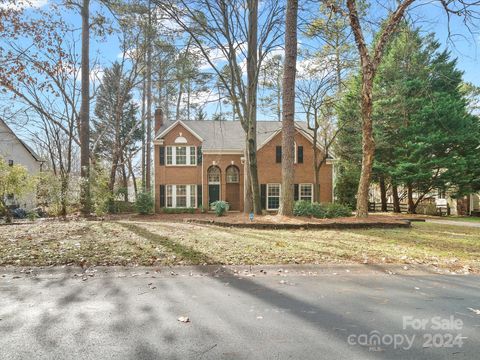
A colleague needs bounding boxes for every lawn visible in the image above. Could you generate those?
[443,216,480,223]
[0,219,479,272]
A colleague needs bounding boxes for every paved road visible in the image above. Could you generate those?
[1,265,479,360]
[426,219,480,228]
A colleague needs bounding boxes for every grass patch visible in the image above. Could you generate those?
[0,220,479,271]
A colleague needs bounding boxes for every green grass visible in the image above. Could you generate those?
[443,216,480,223]
[0,220,479,271]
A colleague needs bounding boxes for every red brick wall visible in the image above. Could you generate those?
[154,123,202,212]
[257,131,333,203]
[155,124,333,212]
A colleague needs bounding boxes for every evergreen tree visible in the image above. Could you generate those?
[336,24,480,212]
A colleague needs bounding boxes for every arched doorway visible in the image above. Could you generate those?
[226,165,240,210]
[207,166,221,206]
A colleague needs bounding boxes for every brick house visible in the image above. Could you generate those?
[153,109,334,212]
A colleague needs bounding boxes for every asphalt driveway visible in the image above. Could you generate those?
[1,265,479,360]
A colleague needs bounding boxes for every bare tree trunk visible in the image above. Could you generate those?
[127,155,137,197]
[60,173,69,218]
[391,180,401,213]
[243,144,253,214]
[247,0,261,214]
[121,155,128,202]
[355,72,375,217]
[141,72,146,190]
[145,0,153,192]
[407,184,415,214]
[379,175,387,212]
[278,0,298,216]
[313,129,320,203]
[79,0,91,216]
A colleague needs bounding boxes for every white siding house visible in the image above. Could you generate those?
[0,119,43,208]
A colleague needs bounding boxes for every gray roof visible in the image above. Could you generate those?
[156,120,311,151]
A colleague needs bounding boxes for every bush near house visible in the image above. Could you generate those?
[211,201,229,216]
[293,200,352,219]
[135,191,154,215]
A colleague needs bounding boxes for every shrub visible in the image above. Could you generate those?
[324,203,352,218]
[293,200,313,217]
[293,201,352,219]
[162,207,195,214]
[211,201,229,216]
[311,202,327,218]
[26,210,39,222]
[135,191,154,215]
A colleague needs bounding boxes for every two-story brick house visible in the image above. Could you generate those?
[153,109,334,212]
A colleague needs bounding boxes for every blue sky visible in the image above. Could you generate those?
[16,0,480,119]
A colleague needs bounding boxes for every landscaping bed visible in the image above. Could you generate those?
[183,214,411,229]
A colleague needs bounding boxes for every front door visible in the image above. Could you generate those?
[226,183,240,210]
[209,185,220,206]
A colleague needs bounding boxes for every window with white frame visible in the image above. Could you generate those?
[267,184,281,210]
[166,146,196,165]
[208,166,221,184]
[299,184,313,202]
[226,166,239,183]
[165,185,197,208]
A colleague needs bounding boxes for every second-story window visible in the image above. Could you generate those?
[166,146,197,165]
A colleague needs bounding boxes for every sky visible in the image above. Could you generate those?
[8,0,480,129]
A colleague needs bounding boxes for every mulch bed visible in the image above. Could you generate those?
[1,212,415,229]
[181,214,412,230]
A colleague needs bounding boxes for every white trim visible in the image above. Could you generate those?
[155,120,204,142]
[266,183,281,211]
[166,145,197,166]
[165,184,197,208]
[299,183,313,202]
[257,129,281,151]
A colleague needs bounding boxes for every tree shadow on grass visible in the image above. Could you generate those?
[118,222,212,265]
[118,221,459,360]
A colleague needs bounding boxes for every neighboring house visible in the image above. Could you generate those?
[153,109,334,212]
[0,118,43,209]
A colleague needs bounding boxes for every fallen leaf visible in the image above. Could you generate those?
[468,308,480,315]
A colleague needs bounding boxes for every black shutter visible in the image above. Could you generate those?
[197,185,202,207]
[276,146,282,163]
[159,146,165,165]
[260,184,267,210]
[294,184,299,201]
[197,146,202,165]
[159,185,165,207]
[297,146,303,164]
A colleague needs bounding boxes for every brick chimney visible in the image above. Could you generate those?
[154,108,163,134]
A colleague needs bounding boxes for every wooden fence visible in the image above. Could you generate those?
[368,202,449,216]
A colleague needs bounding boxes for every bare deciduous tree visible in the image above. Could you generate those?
[155,0,283,214]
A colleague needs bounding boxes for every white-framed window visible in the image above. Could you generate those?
[166,146,173,165]
[165,185,197,208]
[299,183,313,202]
[267,184,281,210]
[226,166,239,183]
[208,166,221,184]
[166,146,196,165]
